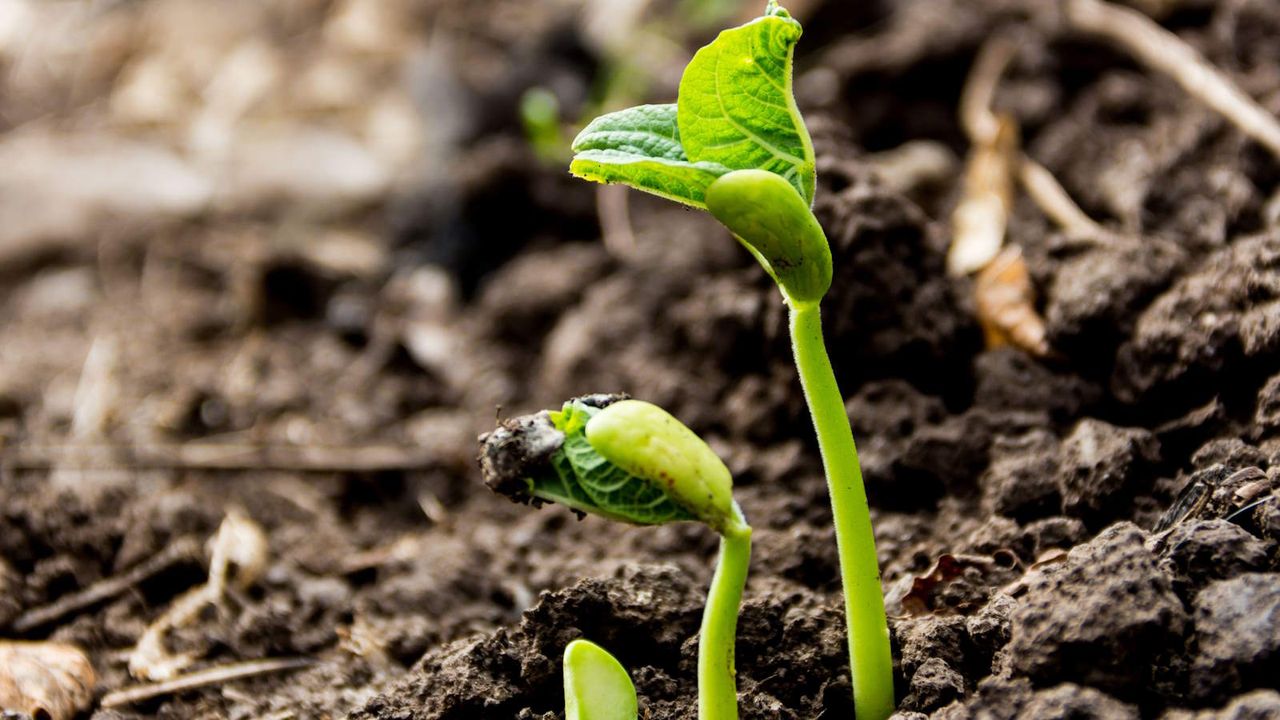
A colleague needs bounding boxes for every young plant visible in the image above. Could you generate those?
[564,639,638,720]
[480,395,752,720]
[566,3,894,718]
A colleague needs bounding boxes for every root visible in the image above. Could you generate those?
[102,657,313,709]
[13,538,202,633]
[1065,0,1280,158]
[1018,158,1115,243]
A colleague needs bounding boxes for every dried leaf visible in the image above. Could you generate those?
[887,551,1021,616]
[1001,548,1070,597]
[0,641,95,720]
[1030,548,1069,569]
[948,115,1018,276]
[975,246,1050,356]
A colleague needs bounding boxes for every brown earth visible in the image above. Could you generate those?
[1,0,1278,719]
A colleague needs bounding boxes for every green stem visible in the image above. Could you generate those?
[698,507,752,720]
[789,301,894,720]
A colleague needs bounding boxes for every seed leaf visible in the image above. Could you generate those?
[525,400,695,526]
[564,640,638,720]
[705,169,831,303]
[585,399,737,534]
[676,7,815,203]
[562,430,695,525]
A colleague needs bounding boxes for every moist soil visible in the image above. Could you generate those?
[2,0,1280,719]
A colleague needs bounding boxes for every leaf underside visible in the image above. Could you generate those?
[571,151,730,209]
[568,6,814,206]
[570,104,729,208]
[528,402,695,526]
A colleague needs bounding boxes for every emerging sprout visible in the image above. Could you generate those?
[520,86,565,163]
[480,395,751,720]
[565,3,894,718]
[563,639,638,720]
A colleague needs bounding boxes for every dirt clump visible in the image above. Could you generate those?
[1005,523,1186,700]
[1190,573,1280,703]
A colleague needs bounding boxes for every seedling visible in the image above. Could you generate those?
[480,395,752,720]
[564,639,638,720]
[520,86,566,163]
[567,3,894,718]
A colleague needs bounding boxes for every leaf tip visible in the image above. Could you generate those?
[765,0,791,19]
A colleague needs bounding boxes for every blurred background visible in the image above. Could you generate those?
[0,0,974,470]
[0,0,818,450]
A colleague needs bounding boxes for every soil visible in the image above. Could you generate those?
[1,0,1279,719]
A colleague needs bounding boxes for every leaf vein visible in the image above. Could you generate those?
[711,48,805,168]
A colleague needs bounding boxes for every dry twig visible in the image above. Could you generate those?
[13,538,202,633]
[101,657,312,709]
[1065,0,1280,158]
[1018,158,1113,243]
[6,441,438,473]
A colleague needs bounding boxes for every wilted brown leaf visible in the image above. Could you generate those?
[975,246,1050,356]
[886,551,1021,616]
[0,641,95,720]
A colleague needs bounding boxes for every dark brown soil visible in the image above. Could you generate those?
[2,1,1279,719]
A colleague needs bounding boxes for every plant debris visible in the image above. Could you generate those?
[975,247,1050,357]
[0,641,95,720]
[886,552,1022,617]
[1063,0,1280,159]
[103,657,313,709]
[128,509,269,681]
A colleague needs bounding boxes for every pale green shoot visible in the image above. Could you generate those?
[520,87,566,163]
[564,639,639,720]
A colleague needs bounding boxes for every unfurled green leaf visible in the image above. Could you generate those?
[564,640,638,720]
[676,6,815,203]
[567,6,815,208]
[570,104,730,208]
